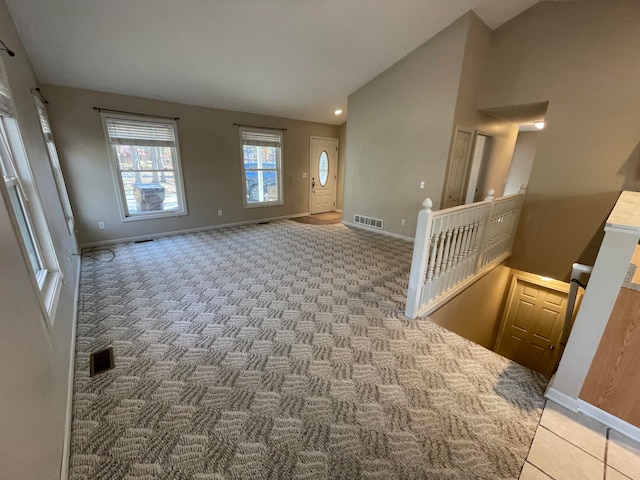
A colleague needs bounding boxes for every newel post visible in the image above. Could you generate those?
[405,198,434,319]
[484,189,496,202]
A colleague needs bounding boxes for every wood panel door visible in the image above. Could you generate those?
[495,274,569,377]
[441,127,473,209]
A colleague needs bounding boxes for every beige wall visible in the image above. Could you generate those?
[428,266,512,349]
[42,85,339,245]
[0,1,80,478]
[504,131,538,195]
[343,15,469,238]
[451,13,519,200]
[479,0,640,280]
[337,122,346,211]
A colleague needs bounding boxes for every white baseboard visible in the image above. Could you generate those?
[341,221,414,242]
[60,259,81,480]
[545,388,579,412]
[577,399,640,443]
[546,389,640,442]
[80,213,310,248]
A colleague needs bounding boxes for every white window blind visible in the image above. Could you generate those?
[36,105,53,141]
[105,117,176,147]
[0,58,14,117]
[241,130,281,147]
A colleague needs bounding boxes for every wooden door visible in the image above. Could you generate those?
[495,274,569,377]
[310,137,338,214]
[441,127,473,209]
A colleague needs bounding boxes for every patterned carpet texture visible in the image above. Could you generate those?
[70,220,547,480]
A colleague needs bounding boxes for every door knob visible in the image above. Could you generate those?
[312,178,315,188]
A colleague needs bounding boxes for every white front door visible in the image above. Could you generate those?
[310,137,338,214]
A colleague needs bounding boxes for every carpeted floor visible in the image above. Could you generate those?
[70,220,547,480]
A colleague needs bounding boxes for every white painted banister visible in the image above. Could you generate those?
[405,188,526,319]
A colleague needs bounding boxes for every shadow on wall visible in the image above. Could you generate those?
[619,141,640,192]
[508,191,621,282]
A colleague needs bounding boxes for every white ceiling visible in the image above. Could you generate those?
[6,0,541,125]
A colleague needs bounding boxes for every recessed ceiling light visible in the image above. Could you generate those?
[334,109,343,115]
[534,121,545,129]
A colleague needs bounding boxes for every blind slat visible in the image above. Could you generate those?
[241,130,281,147]
[0,58,14,118]
[106,117,175,146]
[37,106,53,141]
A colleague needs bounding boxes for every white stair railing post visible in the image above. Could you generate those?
[405,198,434,318]
[404,187,525,319]
[475,189,495,272]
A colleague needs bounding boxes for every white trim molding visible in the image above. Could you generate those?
[80,213,310,248]
[60,260,81,480]
[341,220,414,242]
[577,400,640,443]
[545,388,640,443]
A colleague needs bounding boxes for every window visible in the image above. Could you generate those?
[101,113,187,220]
[240,128,283,207]
[0,58,62,325]
[34,96,75,233]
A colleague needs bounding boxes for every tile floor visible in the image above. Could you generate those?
[520,401,640,479]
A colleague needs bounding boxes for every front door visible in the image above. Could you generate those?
[310,137,338,214]
[495,273,569,377]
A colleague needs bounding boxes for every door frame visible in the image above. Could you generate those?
[441,126,474,208]
[494,270,574,377]
[466,130,493,203]
[309,136,339,214]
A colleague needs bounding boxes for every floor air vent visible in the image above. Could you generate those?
[354,214,383,229]
[90,347,115,376]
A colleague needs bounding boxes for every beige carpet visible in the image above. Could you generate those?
[70,220,547,479]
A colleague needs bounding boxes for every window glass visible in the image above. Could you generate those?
[102,114,187,219]
[240,128,283,207]
[0,56,62,325]
[319,151,329,187]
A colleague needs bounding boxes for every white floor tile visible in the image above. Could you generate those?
[519,461,553,479]
[527,427,603,480]
[540,401,607,460]
[608,430,640,480]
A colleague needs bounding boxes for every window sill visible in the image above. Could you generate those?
[122,209,188,222]
[243,201,284,209]
[41,269,62,328]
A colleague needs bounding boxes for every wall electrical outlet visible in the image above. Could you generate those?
[401,218,406,226]
[419,181,425,189]
[217,209,223,216]
[98,221,105,229]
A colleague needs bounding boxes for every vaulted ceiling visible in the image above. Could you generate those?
[6,0,542,125]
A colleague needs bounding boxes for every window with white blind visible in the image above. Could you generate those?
[101,113,187,220]
[34,96,75,234]
[240,128,283,207]
[0,58,62,326]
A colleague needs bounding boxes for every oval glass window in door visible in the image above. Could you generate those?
[319,151,329,187]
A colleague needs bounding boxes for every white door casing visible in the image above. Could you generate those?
[309,137,338,214]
